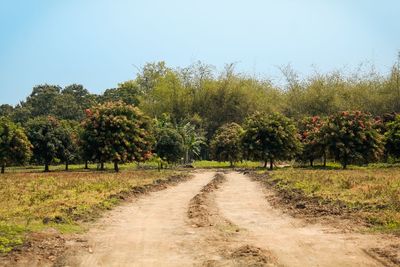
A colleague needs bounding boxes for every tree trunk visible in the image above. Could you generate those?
[310,159,314,167]
[44,163,49,172]
[65,161,69,171]
[263,161,267,168]
[84,160,89,169]
[114,161,119,172]
[185,150,189,164]
[1,164,5,174]
[269,158,274,171]
[230,161,233,167]
[100,162,104,171]
[323,151,327,167]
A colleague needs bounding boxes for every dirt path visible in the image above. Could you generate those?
[63,171,216,267]
[58,170,396,267]
[215,172,390,267]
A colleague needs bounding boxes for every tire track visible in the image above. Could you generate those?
[187,172,278,266]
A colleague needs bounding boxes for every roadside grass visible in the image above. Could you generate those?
[0,169,178,253]
[266,167,400,234]
[6,161,160,173]
[192,160,261,169]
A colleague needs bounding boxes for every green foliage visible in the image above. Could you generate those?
[210,123,244,166]
[0,117,32,173]
[26,116,66,171]
[58,120,81,170]
[322,111,384,169]
[0,105,14,118]
[82,102,153,171]
[0,223,24,253]
[297,116,326,166]
[10,84,94,123]
[177,122,206,163]
[384,115,400,159]
[242,112,301,169]
[155,128,184,164]
[101,80,141,106]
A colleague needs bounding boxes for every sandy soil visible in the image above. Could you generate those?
[11,170,398,267]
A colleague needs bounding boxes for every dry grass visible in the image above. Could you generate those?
[269,168,400,234]
[0,169,177,253]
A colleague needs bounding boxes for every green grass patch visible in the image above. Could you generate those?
[192,160,261,168]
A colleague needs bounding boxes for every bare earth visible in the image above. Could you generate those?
[57,171,397,266]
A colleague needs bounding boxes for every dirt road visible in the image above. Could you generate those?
[61,171,395,267]
[64,171,216,267]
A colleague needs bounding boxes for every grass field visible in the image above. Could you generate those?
[0,169,179,253]
[267,167,400,234]
[192,160,262,168]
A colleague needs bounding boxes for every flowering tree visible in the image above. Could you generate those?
[297,116,326,166]
[322,111,383,169]
[82,102,153,172]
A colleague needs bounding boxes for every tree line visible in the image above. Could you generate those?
[1,104,400,172]
[1,59,400,172]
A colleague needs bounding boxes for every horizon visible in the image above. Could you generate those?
[1,0,399,105]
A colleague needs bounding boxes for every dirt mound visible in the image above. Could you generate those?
[188,173,226,227]
[230,245,275,266]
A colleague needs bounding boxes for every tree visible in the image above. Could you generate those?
[101,81,141,106]
[177,122,206,164]
[0,117,32,173]
[26,116,65,172]
[82,102,153,172]
[24,84,62,117]
[58,121,81,171]
[297,116,326,166]
[322,111,383,169]
[384,115,400,160]
[0,105,14,118]
[242,112,301,170]
[210,123,244,166]
[155,128,184,165]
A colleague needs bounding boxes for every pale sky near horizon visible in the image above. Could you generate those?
[1,0,399,105]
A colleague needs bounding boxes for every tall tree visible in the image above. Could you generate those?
[58,121,81,171]
[24,84,62,117]
[0,117,32,173]
[26,116,65,172]
[242,112,301,170]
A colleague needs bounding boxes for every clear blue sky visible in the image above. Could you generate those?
[1,0,399,105]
